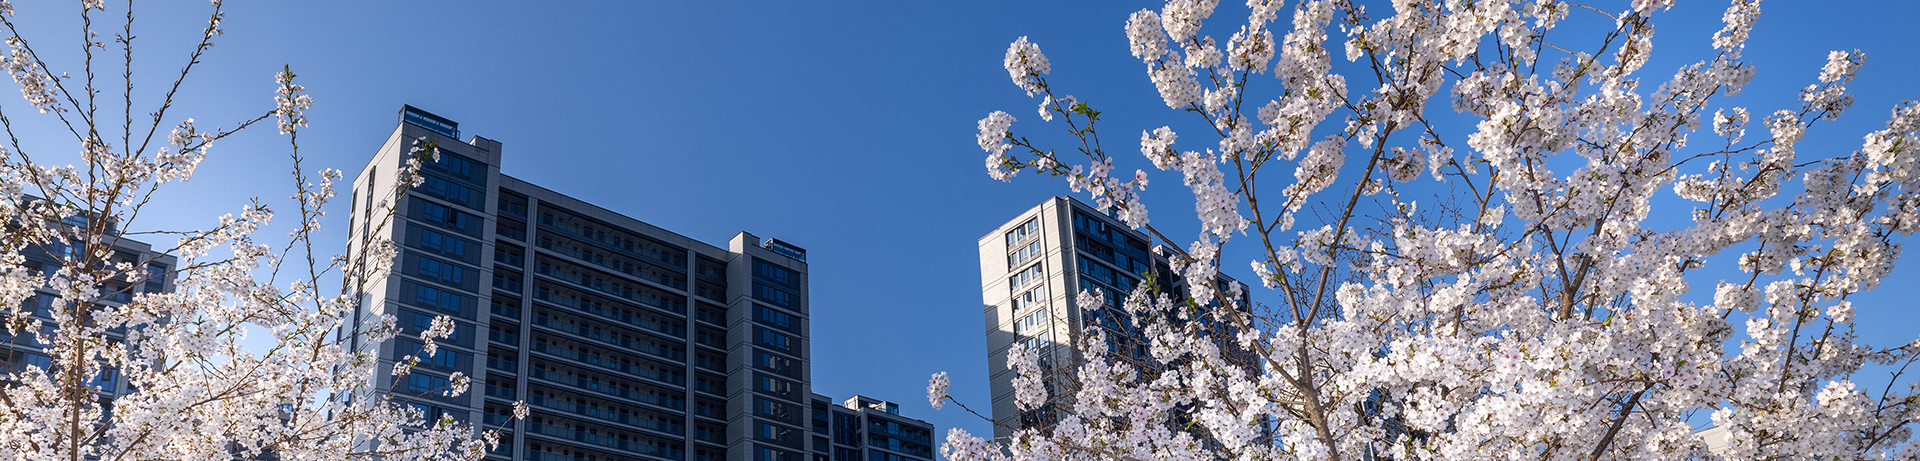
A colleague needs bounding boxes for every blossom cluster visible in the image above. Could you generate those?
[949,0,1920,459]
[0,3,513,460]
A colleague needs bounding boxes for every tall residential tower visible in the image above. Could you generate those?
[344,106,836,461]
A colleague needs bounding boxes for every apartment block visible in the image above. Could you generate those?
[807,395,933,461]
[977,196,1247,437]
[343,106,828,461]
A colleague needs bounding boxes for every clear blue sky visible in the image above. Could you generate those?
[7,0,1917,442]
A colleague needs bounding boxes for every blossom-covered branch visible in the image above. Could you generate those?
[944,0,1920,459]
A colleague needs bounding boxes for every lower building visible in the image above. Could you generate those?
[808,395,934,461]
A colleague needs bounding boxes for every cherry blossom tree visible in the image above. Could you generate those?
[0,1,513,460]
[936,0,1919,459]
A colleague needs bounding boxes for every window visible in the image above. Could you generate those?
[410,403,442,425]
[1013,308,1049,334]
[415,198,476,234]
[144,263,167,293]
[87,368,117,391]
[415,343,459,368]
[1077,258,1136,292]
[417,256,465,285]
[758,374,794,396]
[1005,218,1039,247]
[420,228,468,258]
[21,354,51,371]
[1008,263,1043,289]
[1021,331,1052,351]
[413,285,463,313]
[410,312,463,340]
[429,152,478,180]
[408,374,449,393]
[760,423,796,444]
[756,260,795,286]
[759,447,796,461]
[1008,240,1042,268]
[420,175,474,206]
[757,306,794,330]
[1010,286,1046,311]
[756,283,795,308]
[759,398,794,421]
[758,351,794,374]
[759,329,792,352]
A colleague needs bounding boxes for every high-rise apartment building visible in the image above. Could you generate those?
[807,395,933,461]
[977,197,1247,437]
[343,106,834,461]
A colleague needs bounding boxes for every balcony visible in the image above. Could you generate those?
[528,366,685,410]
[525,422,686,461]
[532,313,684,362]
[526,393,685,436]
[530,339,684,386]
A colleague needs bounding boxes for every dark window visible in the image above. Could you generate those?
[755,260,794,286]
[408,374,449,393]
[413,285,464,314]
[420,174,475,207]
[756,283,795,308]
[757,306,795,331]
[143,263,167,293]
[760,423,797,445]
[407,312,464,341]
[429,152,480,181]
[759,329,792,352]
[417,256,465,286]
[420,228,469,258]
[758,351,795,376]
[413,198,478,236]
[412,342,458,368]
[759,447,797,461]
[759,398,795,422]
[757,374,795,398]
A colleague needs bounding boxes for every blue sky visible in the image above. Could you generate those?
[6,0,1918,443]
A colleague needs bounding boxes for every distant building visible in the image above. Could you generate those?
[1,203,177,397]
[342,105,866,461]
[808,395,934,461]
[976,196,1247,437]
